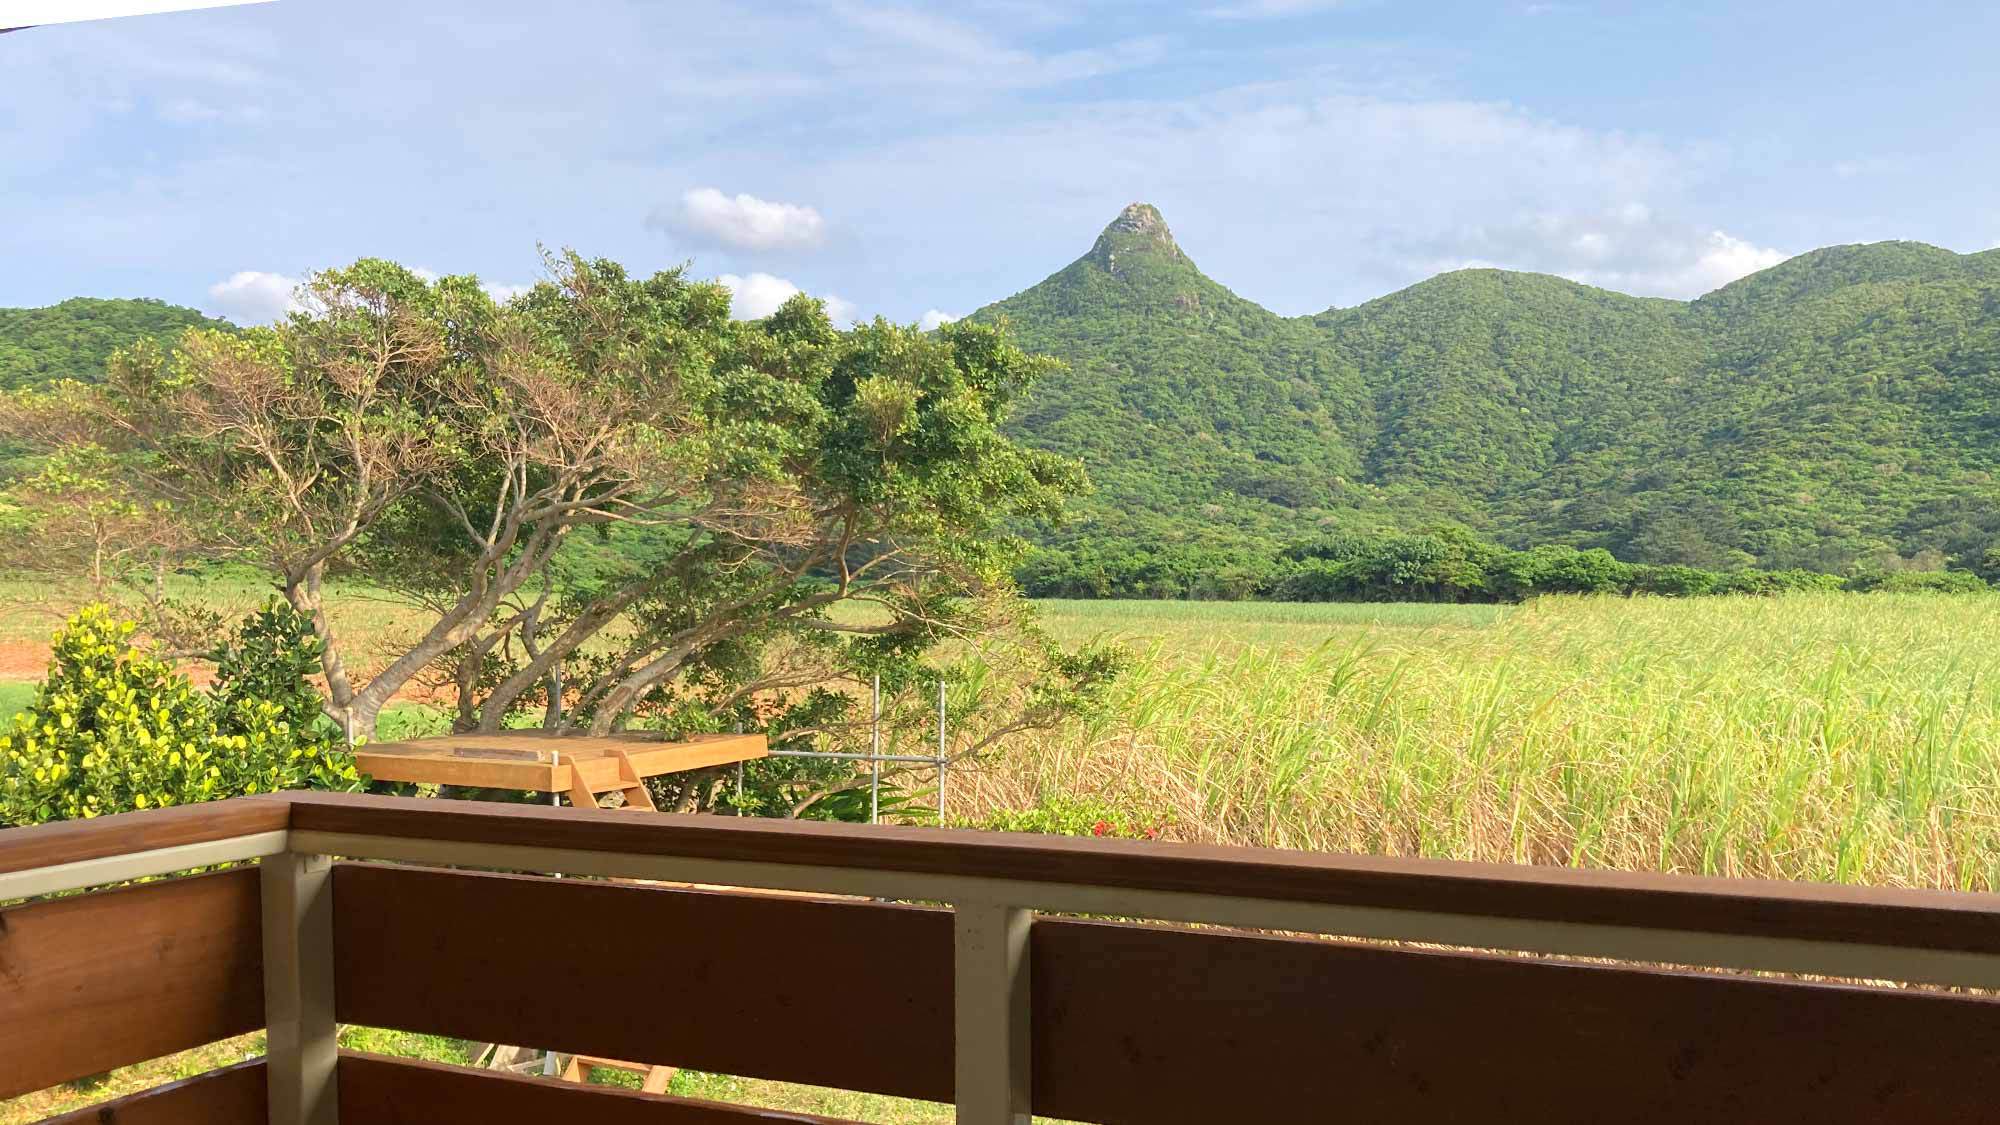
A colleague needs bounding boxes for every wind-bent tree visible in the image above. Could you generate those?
[0,442,209,646]
[2,253,1111,759]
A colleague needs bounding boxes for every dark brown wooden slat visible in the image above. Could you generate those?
[0,798,288,877]
[336,1051,858,1124]
[1031,916,2000,1124]
[285,791,2000,955]
[35,1059,267,1125]
[0,868,265,1099]
[330,864,953,1102]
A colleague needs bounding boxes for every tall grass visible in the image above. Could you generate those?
[973,594,2000,891]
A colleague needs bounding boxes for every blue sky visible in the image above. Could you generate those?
[3,0,1996,325]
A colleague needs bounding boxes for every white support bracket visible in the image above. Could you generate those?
[262,850,339,1125]
[953,902,1032,1125]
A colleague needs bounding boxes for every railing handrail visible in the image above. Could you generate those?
[0,794,289,877]
[11,790,1997,954]
[12,790,2000,1124]
[281,790,2000,954]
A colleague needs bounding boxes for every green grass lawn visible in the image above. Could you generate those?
[0,681,31,723]
[0,1030,1058,1125]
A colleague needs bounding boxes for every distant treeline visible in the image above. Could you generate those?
[1018,528,1993,602]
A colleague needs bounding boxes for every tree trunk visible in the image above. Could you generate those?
[288,563,359,727]
[477,582,646,731]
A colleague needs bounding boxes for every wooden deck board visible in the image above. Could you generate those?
[352,733,768,793]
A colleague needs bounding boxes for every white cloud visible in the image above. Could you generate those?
[157,97,222,122]
[1386,206,1788,299]
[410,267,531,303]
[481,281,533,303]
[208,266,531,323]
[918,309,959,330]
[664,188,826,252]
[1202,0,1348,19]
[1674,231,1790,294]
[716,272,858,324]
[205,269,301,323]
[20,0,1976,324]
[825,3,1166,87]
[823,293,861,324]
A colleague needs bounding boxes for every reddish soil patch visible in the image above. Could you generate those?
[0,641,54,683]
[0,639,444,704]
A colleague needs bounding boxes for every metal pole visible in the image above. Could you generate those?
[549,664,563,729]
[550,750,560,808]
[768,751,942,764]
[937,679,948,826]
[869,673,881,825]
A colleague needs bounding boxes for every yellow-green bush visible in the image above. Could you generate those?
[0,604,359,825]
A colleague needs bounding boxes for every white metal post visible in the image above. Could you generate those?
[869,672,882,825]
[261,851,339,1125]
[937,679,949,825]
[952,902,1032,1125]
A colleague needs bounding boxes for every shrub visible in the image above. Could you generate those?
[1629,564,1719,597]
[1843,569,1991,594]
[0,603,360,825]
[974,794,1169,840]
[211,599,348,737]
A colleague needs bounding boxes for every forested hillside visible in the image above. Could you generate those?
[0,298,234,390]
[982,204,1368,550]
[977,204,2000,573]
[5,211,1996,577]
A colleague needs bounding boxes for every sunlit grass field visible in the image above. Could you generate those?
[8,588,2000,1122]
[5,580,1998,889]
[0,1031,1015,1125]
[995,593,2000,890]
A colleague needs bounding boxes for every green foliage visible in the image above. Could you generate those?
[0,255,1111,745]
[0,298,233,391]
[1842,568,1992,594]
[1019,530,1978,603]
[209,599,352,759]
[11,216,1998,601]
[975,207,2000,572]
[0,604,359,826]
[975,794,1169,840]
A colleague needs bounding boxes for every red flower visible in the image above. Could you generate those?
[1091,820,1111,837]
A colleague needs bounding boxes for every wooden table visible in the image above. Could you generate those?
[352,731,768,811]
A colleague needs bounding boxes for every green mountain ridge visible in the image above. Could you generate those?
[975,204,2000,571]
[0,298,235,392]
[5,214,1996,573]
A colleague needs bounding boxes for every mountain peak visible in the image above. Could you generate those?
[1103,202,1174,241]
[1088,202,1183,269]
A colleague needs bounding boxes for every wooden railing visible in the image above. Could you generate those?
[6,791,2000,1123]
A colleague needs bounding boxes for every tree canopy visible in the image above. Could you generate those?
[1,254,1107,762]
